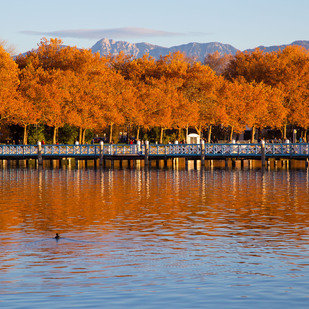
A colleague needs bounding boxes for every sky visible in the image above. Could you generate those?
[1,0,308,54]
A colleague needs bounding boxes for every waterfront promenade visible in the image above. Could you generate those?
[0,142,308,168]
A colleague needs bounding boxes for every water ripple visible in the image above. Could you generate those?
[0,169,309,308]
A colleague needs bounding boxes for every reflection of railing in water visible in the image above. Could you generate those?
[0,143,309,158]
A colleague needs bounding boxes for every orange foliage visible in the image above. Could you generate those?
[4,38,308,143]
[0,46,20,125]
[204,51,233,75]
[221,78,286,142]
[225,46,309,137]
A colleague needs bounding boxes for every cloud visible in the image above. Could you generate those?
[21,27,185,40]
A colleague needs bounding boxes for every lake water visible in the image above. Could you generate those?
[1,165,309,308]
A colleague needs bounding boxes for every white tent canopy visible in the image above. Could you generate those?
[186,133,200,144]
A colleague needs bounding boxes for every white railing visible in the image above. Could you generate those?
[0,143,308,158]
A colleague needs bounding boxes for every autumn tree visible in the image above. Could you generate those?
[277,46,309,140]
[222,78,286,142]
[90,64,137,144]
[224,48,277,84]
[63,71,98,143]
[39,69,73,144]
[139,78,174,143]
[14,64,43,144]
[217,79,246,141]
[224,46,309,139]
[0,39,16,55]
[110,53,160,140]
[16,37,85,72]
[16,38,114,143]
[204,51,233,75]
[15,39,92,144]
[0,45,20,131]
[181,62,222,142]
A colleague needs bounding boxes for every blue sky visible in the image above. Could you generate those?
[1,0,308,54]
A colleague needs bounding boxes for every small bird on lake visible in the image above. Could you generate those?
[55,233,60,239]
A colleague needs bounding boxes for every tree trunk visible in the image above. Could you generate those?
[136,126,140,141]
[207,125,212,143]
[186,124,189,143]
[195,126,201,136]
[251,126,256,143]
[23,125,28,145]
[79,127,82,144]
[178,128,182,140]
[283,124,287,140]
[229,126,234,142]
[160,127,164,144]
[53,127,58,144]
[82,128,86,144]
[109,123,113,144]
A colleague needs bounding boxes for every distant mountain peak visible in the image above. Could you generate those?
[245,40,309,53]
[17,39,309,61]
[90,39,238,61]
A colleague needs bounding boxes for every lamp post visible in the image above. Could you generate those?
[261,139,265,167]
[293,129,297,143]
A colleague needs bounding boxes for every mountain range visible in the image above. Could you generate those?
[90,39,309,62]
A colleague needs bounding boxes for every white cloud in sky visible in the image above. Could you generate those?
[21,27,189,39]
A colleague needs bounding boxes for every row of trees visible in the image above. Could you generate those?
[0,38,308,144]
